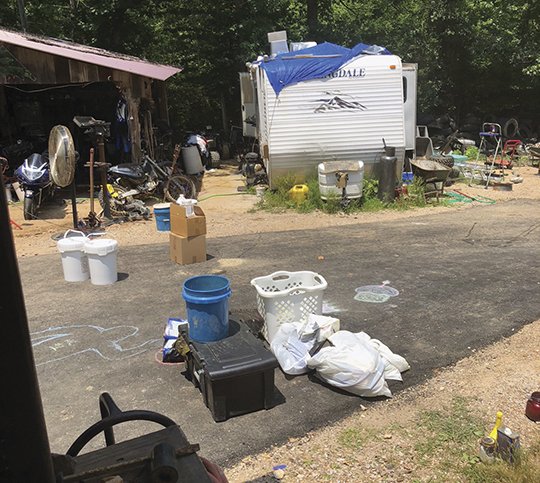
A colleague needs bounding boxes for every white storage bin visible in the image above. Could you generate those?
[251,271,328,342]
[318,161,364,199]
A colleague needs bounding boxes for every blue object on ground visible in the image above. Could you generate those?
[182,275,232,343]
[450,154,468,163]
[154,204,170,231]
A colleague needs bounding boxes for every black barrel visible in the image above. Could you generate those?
[378,146,397,202]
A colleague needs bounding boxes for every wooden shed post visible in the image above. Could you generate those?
[126,90,142,163]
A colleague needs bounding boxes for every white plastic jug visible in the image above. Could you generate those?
[176,194,197,217]
[57,230,89,282]
[84,239,118,285]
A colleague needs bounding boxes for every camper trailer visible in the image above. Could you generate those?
[241,42,417,188]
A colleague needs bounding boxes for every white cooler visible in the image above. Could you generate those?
[318,161,364,200]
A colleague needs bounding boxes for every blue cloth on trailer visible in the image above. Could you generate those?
[258,42,391,95]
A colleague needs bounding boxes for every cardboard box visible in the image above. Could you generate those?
[170,204,206,237]
[170,233,206,265]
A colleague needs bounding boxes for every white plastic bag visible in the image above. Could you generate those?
[299,314,340,342]
[353,332,410,381]
[307,330,392,397]
[270,322,310,375]
[270,314,340,375]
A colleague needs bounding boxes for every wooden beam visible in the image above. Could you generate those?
[125,89,142,163]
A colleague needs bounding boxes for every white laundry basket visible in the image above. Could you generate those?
[57,230,89,282]
[251,271,328,342]
[84,239,118,285]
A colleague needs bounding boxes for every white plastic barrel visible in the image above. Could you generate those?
[176,195,197,216]
[84,239,118,285]
[181,146,204,174]
[57,232,89,282]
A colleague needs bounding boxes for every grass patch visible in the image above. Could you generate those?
[465,441,540,483]
[413,397,540,481]
[256,174,440,215]
[338,427,375,450]
[415,397,484,470]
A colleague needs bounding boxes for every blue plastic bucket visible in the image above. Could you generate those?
[154,203,170,231]
[182,275,231,342]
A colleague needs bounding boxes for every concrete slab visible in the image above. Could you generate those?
[18,200,540,465]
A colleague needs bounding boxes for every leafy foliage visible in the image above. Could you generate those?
[2,0,539,132]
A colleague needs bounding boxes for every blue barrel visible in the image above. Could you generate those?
[182,275,231,342]
[153,203,170,231]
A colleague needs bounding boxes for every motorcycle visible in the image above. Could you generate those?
[15,152,56,220]
[99,154,198,218]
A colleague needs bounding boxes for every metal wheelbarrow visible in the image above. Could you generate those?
[410,159,451,199]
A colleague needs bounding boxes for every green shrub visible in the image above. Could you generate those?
[257,173,437,215]
[465,146,480,160]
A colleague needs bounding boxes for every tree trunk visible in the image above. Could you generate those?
[221,91,228,137]
[307,0,318,40]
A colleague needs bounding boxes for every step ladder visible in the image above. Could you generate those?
[477,122,503,188]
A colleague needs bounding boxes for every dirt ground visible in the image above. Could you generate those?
[9,164,540,258]
[225,321,540,482]
[8,162,540,481]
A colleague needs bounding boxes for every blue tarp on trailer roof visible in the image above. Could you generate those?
[258,42,391,95]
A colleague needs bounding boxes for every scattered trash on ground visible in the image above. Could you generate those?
[272,464,286,480]
[307,330,410,397]
[478,411,521,464]
[354,282,400,303]
[525,392,540,422]
[161,317,189,363]
[270,314,340,375]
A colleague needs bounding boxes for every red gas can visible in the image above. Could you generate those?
[525,392,540,422]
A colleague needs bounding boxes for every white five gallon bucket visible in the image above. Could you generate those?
[84,239,118,285]
[57,231,89,282]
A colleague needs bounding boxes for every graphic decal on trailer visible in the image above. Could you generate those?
[313,91,367,113]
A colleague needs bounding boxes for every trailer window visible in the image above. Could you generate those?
[403,77,407,103]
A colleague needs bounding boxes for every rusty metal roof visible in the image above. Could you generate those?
[0,28,182,81]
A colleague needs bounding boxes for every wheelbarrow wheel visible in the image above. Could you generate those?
[429,153,454,168]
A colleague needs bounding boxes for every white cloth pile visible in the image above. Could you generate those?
[270,315,410,397]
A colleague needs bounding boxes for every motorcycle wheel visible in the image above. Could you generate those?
[97,184,134,216]
[23,197,37,220]
[164,175,197,202]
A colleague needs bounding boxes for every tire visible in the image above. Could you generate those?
[429,154,455,168]
[98,184,134,216]
[164,175,197,202]
[210,150,221,168]
[503,118,519,139]
[23,197,37,220]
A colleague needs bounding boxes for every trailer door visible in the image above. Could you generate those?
[402,63,417,154]
[239,72,257,138]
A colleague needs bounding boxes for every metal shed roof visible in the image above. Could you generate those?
[0,28,181,81]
